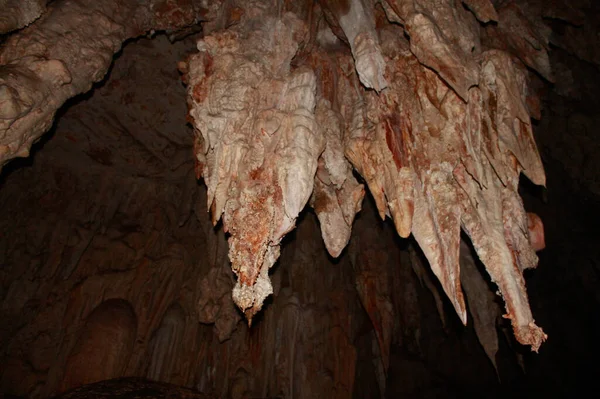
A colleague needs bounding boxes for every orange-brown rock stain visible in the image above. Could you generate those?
[192,53,214,104]
[234,189,273,286]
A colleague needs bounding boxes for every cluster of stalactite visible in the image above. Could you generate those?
[1,0,579,366]
[181,0,554,353]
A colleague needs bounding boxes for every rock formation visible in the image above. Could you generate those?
[0,0,207,167]
[179,0,548,350]
[0,0,51,33]
[2,0,599,397]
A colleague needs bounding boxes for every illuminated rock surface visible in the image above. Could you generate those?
[1,0,599,397]
[182,0,548,350]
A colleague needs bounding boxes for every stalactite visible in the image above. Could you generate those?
[179,0,550,352]
[183,1,324,322]
[0,0,551,358]
[319,0,388,91]
[459,240,501,374]
[183,0,549,352]
[311,98,365,257]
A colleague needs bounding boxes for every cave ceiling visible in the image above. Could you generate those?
[1,0,591,363]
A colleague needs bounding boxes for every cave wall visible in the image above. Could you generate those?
[0,33,372,398]
[0,35,223,397]
[0,34,371,398]
[0,32,520,398]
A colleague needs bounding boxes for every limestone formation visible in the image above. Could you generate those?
[6,1,596,396]
[0,0,50,33]
[0,0,209,169]
[181,0,549,351]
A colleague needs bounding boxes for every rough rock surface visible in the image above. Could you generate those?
[182,0,549,351]
[0,0,50,34]
[183,3,324,321]
[0,0,207,169]
[2,0,600,397]
[50,378,216,399]
[0,34,381,399]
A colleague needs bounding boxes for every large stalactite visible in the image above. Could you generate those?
[182,0,549,351]
[0,1,555,384]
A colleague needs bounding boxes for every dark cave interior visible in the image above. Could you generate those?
[0,1,599,398]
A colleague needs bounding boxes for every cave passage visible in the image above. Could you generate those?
[1,0,600,398]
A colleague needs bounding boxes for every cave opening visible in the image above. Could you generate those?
[1,0,599,398]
